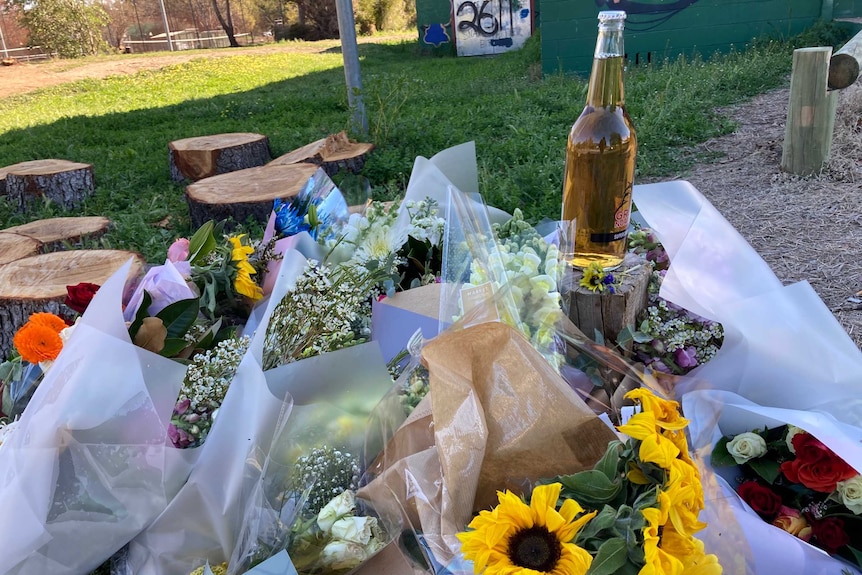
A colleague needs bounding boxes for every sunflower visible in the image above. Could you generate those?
[625,388,688,431]
[457,482,596,575]
[228,235,263,301]
[617,411,681,470]
[641,505,684,575]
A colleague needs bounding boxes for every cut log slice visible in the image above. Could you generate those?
[4,216,112,250]
[185,163,319,229]
[4,159,95,212]
[169,132,272,183]
[0,250,144,360]
[269,131,374,176]
[0,233,42,265]
[562,252,652,350]
[0,164,11,196]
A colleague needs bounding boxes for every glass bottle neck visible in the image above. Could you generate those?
[586,23,625,108]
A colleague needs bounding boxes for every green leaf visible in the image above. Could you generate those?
[188,220,216,265]
[586,538,629,575]
[160,337,189,357]
[156,297,200,339]
[710,436,737,467]
[128,291,154,340]
[749,457,782,484]
[196,318,222,350]
[558,470,622,506]
[845,545,862,570]
[595,440,624,481]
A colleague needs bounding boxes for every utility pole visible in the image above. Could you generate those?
[158,0,174,51]
[334,0,367,136]
[0,11,9,60]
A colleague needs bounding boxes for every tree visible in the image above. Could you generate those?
[211,0,238,46]
[16,0,110,57]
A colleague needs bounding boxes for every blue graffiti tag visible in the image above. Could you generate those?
[423,23,450,47]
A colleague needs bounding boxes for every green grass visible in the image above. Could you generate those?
[0,24,849,262]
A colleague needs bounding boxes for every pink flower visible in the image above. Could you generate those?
[772,506,812,541]
[674,346,698,369]
[167,238,190,263]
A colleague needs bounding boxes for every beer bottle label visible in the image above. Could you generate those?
[590,229,628,243]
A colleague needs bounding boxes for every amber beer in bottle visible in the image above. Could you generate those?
[561,10,637,270]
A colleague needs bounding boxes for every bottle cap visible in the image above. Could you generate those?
[598,11,627,22]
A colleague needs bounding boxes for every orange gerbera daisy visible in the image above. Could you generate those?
[13,319,64,364]
[29,312,68,332]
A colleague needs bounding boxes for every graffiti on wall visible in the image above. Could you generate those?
[454,0,532,56]
[595,0,700,30]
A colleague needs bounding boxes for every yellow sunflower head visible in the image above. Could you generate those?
[457,483,596,575]
[227,235,263,301]
[625,387,689,431]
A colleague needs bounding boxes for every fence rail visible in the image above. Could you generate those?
[1,46,54,62]
[122,32,254,53]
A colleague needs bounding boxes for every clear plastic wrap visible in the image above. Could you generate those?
[0,260,191,575]
[229,341,400,574]
[124,250,309,575]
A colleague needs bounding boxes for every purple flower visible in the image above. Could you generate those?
[168,423,194,448]
[174,398,191,416]
[674,346,699,369]
[648,359,671,373]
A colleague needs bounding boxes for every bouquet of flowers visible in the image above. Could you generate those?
[622,227,724,376]
[0,261,192,575]
[711,423,862,570]
[458,386,721,575]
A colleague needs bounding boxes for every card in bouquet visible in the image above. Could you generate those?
[371,282,441,364]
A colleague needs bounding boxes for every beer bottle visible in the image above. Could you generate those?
[561,10,637,271]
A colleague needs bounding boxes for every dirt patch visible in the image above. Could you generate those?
[0,35,412,99]
[645,80,862,348]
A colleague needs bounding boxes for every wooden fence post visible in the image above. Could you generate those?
[829,29,862,90]
[781,47,838,176]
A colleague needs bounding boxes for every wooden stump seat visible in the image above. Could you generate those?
[3,159,95,212]
[562,252,652,349]
[169,132,271,183]
[0,250,144,360]
[3,216,112,251]
[269,131,374,176]
[185,163,319,229]
[0,233,42,265]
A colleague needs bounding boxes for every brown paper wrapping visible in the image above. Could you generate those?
[359,321,617,569]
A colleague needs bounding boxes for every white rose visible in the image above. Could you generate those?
[726,432,767,464]
[330,515,377,545]
[836,475,862,514]
[317,490,356,533]
[785,425,804,454]
[319,540,368,570]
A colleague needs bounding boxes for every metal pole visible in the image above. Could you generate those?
[158,0,174,51]
[334,0,367,136]
[0,11,9,60]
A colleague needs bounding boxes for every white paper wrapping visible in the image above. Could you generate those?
[0,260,190,575]
[633,180,862,426]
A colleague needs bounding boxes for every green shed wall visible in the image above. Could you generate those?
[415,0,455,54]
[541,0,826,76]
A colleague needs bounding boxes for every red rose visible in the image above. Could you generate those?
[737,481,783,520]
[811,517,850,554]
[65,282,100,314]
[781,433,858,493]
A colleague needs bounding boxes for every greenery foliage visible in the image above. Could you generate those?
[0,23,850,263]
[16,0,110,57]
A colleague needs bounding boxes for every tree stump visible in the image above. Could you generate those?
[4,159,95,212]
[561,252,652,349]
[0,165,11,196]
[3,216,112,251]
[269,131,374,176]
[0,233,42,265]
[185,163,319,229]
[0,250,144,360]
[169,132,272,183]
